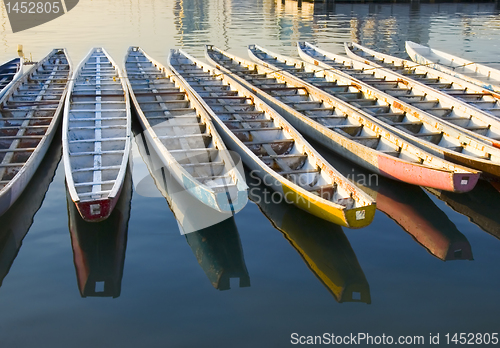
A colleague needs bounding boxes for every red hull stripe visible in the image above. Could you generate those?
[377,155,479,192]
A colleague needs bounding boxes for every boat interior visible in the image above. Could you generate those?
[126,48,238,191]
[67,48,127,200]
[0,51,69,189]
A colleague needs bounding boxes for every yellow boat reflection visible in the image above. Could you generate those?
[248,176,370,304]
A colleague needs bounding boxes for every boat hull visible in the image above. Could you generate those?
[63,47,131,222]
[203,78,375,228]
[345,42,500,149]
[136,123,248,214]
[406,41,500,93]
[246,81,479,193]
[297,41,500,181]
[0,58,22,101]
[0,49,71,216]
[173,47,376,228]
[126,47,248,214]
[244,44,480,192]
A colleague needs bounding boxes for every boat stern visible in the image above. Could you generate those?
[452,172,480,193]
[377,154,480,193]
[76,197,117,222]
[344,204,377,229]
[281,183,376,228]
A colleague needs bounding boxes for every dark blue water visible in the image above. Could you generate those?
[1,1,500,347]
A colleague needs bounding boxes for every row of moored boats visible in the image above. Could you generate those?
[1,41,499,228]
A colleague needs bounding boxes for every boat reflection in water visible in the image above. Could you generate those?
[247,174,371,304]
[0,133,61,288]
[133,125,250,290]
[313,141,473,261]
[67,168,132,298]
[427,181,500,241]
[184,217,250,290]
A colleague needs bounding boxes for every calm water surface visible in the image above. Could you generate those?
[1,1,500,347]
